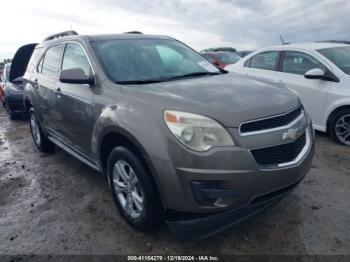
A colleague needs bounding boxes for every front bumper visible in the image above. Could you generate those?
[166,174,305,240]
[148,123,315,239]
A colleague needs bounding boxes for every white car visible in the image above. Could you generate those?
[226,42,350,146]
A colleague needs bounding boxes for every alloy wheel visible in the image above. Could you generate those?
[30,113,41,146]
[112,160,144,218]
[335,114,350,145]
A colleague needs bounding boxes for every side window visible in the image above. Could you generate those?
[62,43,92,77]
[282,51,325,75]
[26,48,42,73]
[244,58,251,67]
[249,51,279,70]
[42,45,64,76]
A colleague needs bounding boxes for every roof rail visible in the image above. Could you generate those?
[123,31,143,34]
[43,30,78,41]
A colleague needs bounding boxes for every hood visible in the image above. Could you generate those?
[122,73,300,127]
[9,43,37,82]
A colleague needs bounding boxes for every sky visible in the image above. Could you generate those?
[0,0,349,60]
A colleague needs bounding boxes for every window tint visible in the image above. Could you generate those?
[249,51,279,70]
[62,43,92,77]
[42,45,63,76]
[282,51,325,75]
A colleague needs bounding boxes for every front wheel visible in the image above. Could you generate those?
[107,146,162,231]
[29,108,55,153]
[329,109,350,146]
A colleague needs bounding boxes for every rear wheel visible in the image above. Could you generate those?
[329,109,350,146]
[107,146,161,231]
[29,108,55,153]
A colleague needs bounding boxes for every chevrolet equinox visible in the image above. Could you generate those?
[10,31,315,240]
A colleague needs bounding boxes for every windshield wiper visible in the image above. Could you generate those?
[115,79,166,85]
[115,72,221,85]
[164,71,221,81]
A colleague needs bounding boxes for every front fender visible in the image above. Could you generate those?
[323,98,350,127]
[91,103,172,163]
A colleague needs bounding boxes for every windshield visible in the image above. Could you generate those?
[318,46,350,75]
[215,53,241,64]
[91,39,220,83]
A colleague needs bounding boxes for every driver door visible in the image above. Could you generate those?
[275,51,331,127]
[55,42,95,158]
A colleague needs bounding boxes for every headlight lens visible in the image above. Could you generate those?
[164,110,235,151]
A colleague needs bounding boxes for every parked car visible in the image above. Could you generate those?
[0,63,8,106]
[235,50,255,57]
[200,47,237,53]
[2,63,26,119]
[0,63,4,77]
[0,77,5,107]
[202,51,241,69]
[226,42,350,146]
[12,31,314,240]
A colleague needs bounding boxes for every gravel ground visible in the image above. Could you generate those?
[0,106,349,256]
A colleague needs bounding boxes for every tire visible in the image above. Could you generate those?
[29,108,55,153]
[329,108,350,146]
[107,146,162,231]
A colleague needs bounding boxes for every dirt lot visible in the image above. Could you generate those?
[0,106,349,256]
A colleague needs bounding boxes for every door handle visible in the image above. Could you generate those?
[55,87,62,93]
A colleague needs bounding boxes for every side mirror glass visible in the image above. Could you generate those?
[59,68,95,85]
[304,68,325,80]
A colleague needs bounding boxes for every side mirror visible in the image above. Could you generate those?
[304,68,325,80]
[59,68,95,85]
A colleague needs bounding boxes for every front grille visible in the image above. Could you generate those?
[251,132,306,167]
[240,107,302,133]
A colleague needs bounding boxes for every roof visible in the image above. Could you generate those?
[265,42,349,51]
[38,33,173,47]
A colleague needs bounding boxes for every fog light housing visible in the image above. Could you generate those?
[191,181,237,207]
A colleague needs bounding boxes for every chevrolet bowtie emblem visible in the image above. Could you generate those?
[283,128,299,140]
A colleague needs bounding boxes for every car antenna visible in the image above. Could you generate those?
[279,35,290,45]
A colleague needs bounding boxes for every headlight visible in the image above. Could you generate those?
[164,110,235,151]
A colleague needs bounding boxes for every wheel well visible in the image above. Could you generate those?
[99,132,147,175]
[99,132,164,208]
[326,105,350,132]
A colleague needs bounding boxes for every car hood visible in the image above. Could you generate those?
[122,73,300,127]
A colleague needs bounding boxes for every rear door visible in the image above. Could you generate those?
[276,50,331,127]
[35,44,65,137]
[55,42,95,157]
[238,51,281,85]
